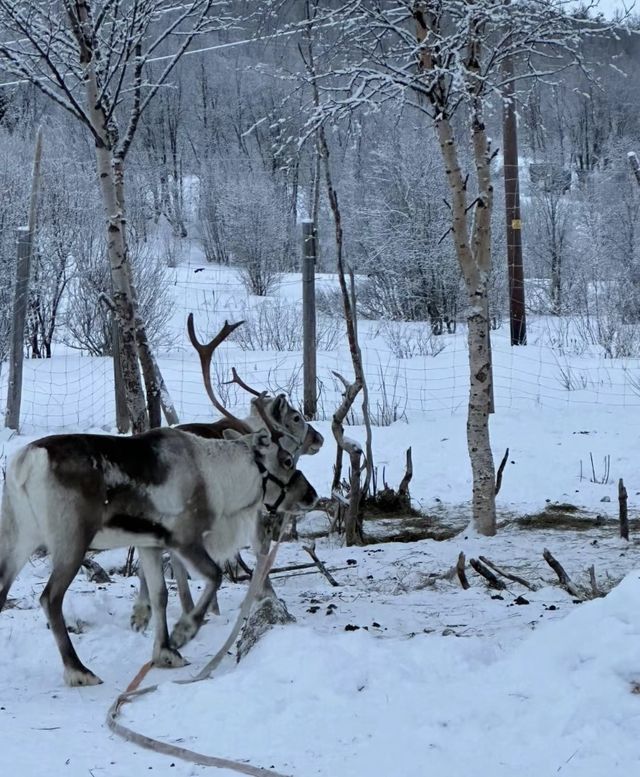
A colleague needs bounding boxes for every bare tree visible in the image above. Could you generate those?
[299,0,610,535]
[0,1,226,429]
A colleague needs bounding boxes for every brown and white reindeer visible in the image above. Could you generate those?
[131,316,324,644]
[0,319,318,687]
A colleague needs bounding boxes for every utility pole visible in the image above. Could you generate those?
[502,49,527,345]
[301,219,317,419]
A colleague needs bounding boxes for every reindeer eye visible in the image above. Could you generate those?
[293,414,301,423]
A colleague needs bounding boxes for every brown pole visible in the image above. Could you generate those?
[302,219,317,419]
[502,51,527,345]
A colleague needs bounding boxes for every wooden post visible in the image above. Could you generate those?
[112,314,130,434]
[302,219,317,419]
[345,447,364,546]
[619,478,629,541]
[5,127,43,432]
[5,228,33,431]
[502,44,527,346]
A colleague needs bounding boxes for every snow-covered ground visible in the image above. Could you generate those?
[1,256,640,776]
[2,525,640,777]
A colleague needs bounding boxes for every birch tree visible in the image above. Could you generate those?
[0,1,227,430]
[302,0,610,534]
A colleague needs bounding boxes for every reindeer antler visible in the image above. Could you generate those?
[187,314,249,433]
[251,392,284,443]
[224,367,264,398]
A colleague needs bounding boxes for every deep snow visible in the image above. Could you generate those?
[1,258,640,776]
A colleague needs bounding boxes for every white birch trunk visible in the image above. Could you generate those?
[74,0,147,432]
[436,116,497,536]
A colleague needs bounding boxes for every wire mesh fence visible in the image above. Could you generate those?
[3,262,640,435]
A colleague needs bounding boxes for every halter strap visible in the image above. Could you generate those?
[254,456,291,514]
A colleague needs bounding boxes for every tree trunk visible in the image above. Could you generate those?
[434,115,497,536]
[466,299,497,535]
[113,156,166,428]
[95,145,148,433]
[70,0,150,432]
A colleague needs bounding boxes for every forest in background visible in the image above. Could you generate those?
[0,3,639,365]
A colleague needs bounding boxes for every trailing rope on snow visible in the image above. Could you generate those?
[106,525,294,777]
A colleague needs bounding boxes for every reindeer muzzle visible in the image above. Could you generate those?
[303,427,324,455]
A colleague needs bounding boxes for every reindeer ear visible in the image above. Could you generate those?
[223,429,242,440]
[272,394,287,423]
[252,430,271,451]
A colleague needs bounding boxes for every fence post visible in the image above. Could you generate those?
[5,127,43,432]
[112,315,131,434]
[5,228,33,431]
[302,219,317,419]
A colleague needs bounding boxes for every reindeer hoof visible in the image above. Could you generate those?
[130,602,152,632]
[64,668,103,687]
[169,614,201,649]
[153,646,186,668]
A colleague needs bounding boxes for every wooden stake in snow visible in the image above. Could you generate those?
[457,552,470,590]
[469,558,506,590]
[619,478,629,541]
[478,555,536,591]
[588,565,601,598]
[302,542,340,587]
[543,548,582,599]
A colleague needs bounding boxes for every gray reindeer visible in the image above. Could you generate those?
[0,318,318,686]
[131,316,324,646]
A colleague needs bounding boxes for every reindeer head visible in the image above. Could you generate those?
[223,427,318,514]
[226,367,324,458]
[187,314,319,512]
[249,394,324,457]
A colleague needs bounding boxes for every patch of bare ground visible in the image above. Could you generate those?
[514,503,640,533]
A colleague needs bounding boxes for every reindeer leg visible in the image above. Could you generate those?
[130,560,152,632]
[132,552,194,629]
[249,515,295,624]
[137,547,186,669]
[40,547,102,687]
[172,553,195,614]
[169,545,222,649]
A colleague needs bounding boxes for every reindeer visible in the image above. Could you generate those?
[0,320,318,687]
[131,316,324,638]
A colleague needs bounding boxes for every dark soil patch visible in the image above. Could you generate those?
[363,511,465,544]
[517,504,640,532]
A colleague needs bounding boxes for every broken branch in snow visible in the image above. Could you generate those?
[398,447,413,498]
[302,542,340,587]
[469,558,506,590]
[495,448,509,495]
[543,548,582,600]
[588,565,602,598]
[81,557,111,584]
[478,555,536,591]
[456,552,470,590]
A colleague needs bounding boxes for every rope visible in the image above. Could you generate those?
[106,527,294,777]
